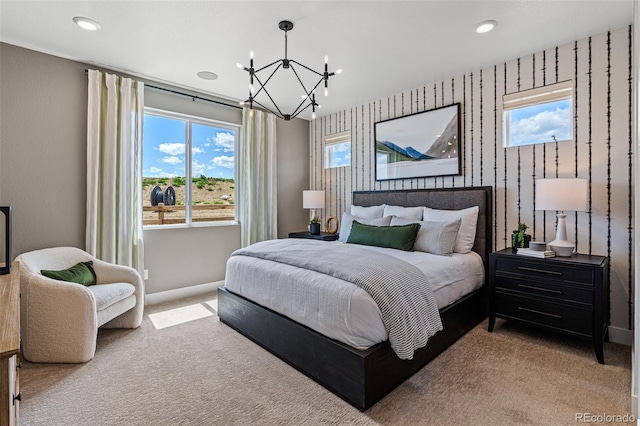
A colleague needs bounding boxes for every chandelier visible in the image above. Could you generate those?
[237,20,341,121]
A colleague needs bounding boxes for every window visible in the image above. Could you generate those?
[324,131,351,168]
[502,80,574,147]
[142,108,239,226]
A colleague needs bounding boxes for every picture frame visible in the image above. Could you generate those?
[374,103,461,181]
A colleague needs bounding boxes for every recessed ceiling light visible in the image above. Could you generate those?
[197,71,218,81]
[475,20,497,34]
[73,16,101,31]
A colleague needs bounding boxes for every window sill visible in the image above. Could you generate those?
[144,220,239,231]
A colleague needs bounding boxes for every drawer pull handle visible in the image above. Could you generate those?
[518,284,563,294]
[518,266,563,276]
[518,306,562,319]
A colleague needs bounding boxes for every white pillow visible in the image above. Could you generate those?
[383,205,423,220]
[423,206,479,254]
[390,217,461,256]
[338,212,392,242]
[350,204,385,219]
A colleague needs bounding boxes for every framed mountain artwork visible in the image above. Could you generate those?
[374,103,461,181]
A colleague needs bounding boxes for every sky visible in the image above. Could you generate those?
[328,141,351,167]
[508,99,571,146]
[143,114,236,180]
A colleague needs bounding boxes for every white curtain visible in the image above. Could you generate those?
[86,70,144,273]
[238,108,278,247]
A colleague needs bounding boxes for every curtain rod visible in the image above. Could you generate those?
[84,69,242,110]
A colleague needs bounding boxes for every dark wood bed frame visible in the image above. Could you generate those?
[218,186,493,411]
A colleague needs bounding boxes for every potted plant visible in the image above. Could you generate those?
[309,215,321,235]
[512,222,531,252]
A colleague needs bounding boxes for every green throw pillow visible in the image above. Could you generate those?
[41,261,97,286]
[346,221,421,251]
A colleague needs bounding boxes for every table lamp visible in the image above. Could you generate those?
[535,178,588,256]
[303,190,325,234]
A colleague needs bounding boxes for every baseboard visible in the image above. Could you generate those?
[145,281,224,305]
[608,326,633,346]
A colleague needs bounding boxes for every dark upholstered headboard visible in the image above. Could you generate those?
[352,187,493,266]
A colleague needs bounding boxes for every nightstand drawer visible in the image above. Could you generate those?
[495,292,592,337]
[494,276,592,305]
[495,257,594,285]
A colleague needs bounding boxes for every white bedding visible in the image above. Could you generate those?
[224,241,484,351]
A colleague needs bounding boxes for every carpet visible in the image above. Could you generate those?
[19,292,632,425]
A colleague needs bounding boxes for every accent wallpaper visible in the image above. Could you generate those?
[309,26,633,332]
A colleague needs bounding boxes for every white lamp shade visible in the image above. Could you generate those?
[303,190,325,209]
[535,178,588,212]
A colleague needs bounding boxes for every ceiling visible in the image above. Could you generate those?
[0,1,633,121]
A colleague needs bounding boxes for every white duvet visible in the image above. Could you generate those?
[224,241,484,350]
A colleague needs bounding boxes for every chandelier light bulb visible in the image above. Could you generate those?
[312,112,316,119]
[236,63,244,69]
[249,84,255,94]
[325,55,329,64]
[324,88,328,97]
[250,50,254,59]
[335,69,343,75]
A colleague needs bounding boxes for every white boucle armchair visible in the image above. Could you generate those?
[17,247,144,363]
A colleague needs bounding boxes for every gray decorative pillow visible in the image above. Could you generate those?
[423,206,479,254]
[338,213,392,242]
[390,216,462,256]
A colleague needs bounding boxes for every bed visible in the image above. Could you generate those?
[218,186,493,411]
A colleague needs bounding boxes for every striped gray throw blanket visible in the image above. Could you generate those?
[232,239,443,360]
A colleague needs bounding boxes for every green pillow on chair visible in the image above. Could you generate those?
[41,261,97,286]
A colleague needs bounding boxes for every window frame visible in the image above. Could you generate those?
[324,130,351,169]
[143,107,240,229]
[502,80,574,148]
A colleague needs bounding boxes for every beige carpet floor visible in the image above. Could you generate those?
[19,293,631,425]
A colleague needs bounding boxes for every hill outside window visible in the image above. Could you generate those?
[142,108,239,226]
[502,80,574,147]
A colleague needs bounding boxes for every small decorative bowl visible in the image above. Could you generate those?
[528,241,547,251]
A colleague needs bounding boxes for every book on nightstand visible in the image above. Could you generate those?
[516,248,556,258]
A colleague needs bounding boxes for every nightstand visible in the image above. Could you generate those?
[288,231,339,241]
[488,248,609,364]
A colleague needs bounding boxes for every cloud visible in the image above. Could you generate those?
[332,142,351,153]
[158,143,185,155]
[192,160,206,177]
[193,147,205,154]
[213,132,235,152]
[162,156,182,165]
[147,167,177,178]
[212,155,234,168]
[510,106,571,145]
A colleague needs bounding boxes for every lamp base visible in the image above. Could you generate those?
[547,212,575,256]
[548,240,575,257]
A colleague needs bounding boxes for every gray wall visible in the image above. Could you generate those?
[276,118,311,238]
[0,43,87,255]
[0,42,309,295]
